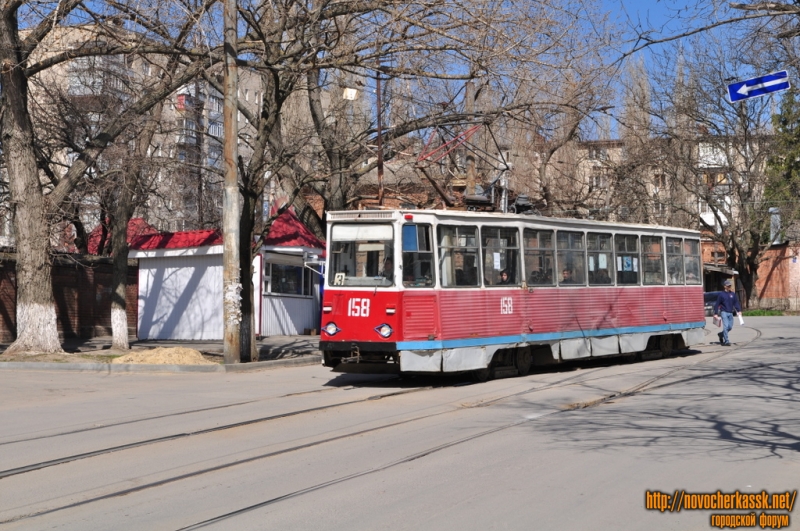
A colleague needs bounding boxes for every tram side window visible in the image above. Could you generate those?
[482,226,520,286]
[615,234,639,285]
[684,239,702,284]
[587,232,613,285]
[557,231,586,285]
[666,237,685,285]
[438,225,480,287]
[523,229,555,286]
[642,236,665,285]
[402,224,435,288]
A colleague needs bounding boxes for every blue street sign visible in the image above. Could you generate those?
[728,71,790,103]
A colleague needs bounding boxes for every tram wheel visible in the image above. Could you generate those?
[514,347,533,376]
[322,350,340,368]
[659,335,674,356]
[470,367,493,383]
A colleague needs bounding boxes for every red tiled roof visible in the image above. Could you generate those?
[263,209,325,249]
[87,218,160,254]
[129,209,324,251]
[129,229,222,250]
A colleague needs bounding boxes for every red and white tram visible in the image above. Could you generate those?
[319,210,705,379]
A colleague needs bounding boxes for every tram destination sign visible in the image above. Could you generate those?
[728,71,790,103]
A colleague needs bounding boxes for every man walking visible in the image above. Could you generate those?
[714,279,742,346]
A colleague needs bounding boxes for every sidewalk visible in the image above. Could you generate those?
[0,335,322,372]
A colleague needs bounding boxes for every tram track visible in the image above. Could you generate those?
[0,379,400,447]
[1,329,764,526]
[0,367,598,483]
[174,329,771,530]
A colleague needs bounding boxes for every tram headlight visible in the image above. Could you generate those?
[375,323,393,338]
[323,322,341,336]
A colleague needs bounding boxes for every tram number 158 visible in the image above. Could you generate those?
[500,297,513,315]
[348,298,370,317]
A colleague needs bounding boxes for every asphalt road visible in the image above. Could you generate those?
[1,317,798,530]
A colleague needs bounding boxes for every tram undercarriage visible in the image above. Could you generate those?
[322,329,703,380]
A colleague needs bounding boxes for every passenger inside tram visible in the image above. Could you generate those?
[594,268,611,284]
[381,258,394,279]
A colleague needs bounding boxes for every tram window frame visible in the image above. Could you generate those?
[666,237,685,285]
[642,235,665,285]
[437,225,480,288]
[329,223,394,287]
[401,224,436,288]
[587,232,614,286]
[557,231,586,285]
[482,226,520,287]
[523,228,555,286]
[684,238,702,285]
[615,234,640,285]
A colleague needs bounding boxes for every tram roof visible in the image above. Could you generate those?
[326,209,701,237]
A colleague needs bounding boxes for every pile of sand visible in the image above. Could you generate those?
[111,347,218,365]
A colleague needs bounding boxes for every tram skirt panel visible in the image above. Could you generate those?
[590,336,621,357]
[560,338,591,360]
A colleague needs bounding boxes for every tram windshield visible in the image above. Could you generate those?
[329,224,394,287]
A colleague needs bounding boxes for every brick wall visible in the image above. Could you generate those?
[0,257,138,341]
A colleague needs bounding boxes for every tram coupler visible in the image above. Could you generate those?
[341,344,361,364]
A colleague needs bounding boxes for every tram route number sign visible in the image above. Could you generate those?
[727,71,790,103]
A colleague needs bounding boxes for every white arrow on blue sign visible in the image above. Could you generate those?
[728,71,790,102]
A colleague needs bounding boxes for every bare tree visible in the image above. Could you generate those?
[0,1,218,353]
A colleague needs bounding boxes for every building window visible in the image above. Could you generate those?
[653,173,666,193]
[703,170,730,190]
[591,167,609,189]
[208,121,223,138]
[266,263,313,296]
[176,118,197,143]
[210,95,223,113]
[588,147,607,160]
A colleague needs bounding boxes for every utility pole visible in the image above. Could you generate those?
[464,80,476,196]
[222,0,241,364]
[376,67,384,206]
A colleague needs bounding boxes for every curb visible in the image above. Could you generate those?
[0,354,322,373]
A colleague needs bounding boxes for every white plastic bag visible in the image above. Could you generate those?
[712,315,721,327]
[738,314,744,326]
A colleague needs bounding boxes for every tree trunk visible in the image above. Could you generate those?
[109,178,135,350]
[1,17,62,353]
[239,190,257,363]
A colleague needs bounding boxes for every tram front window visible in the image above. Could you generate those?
[329,224,394,287]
